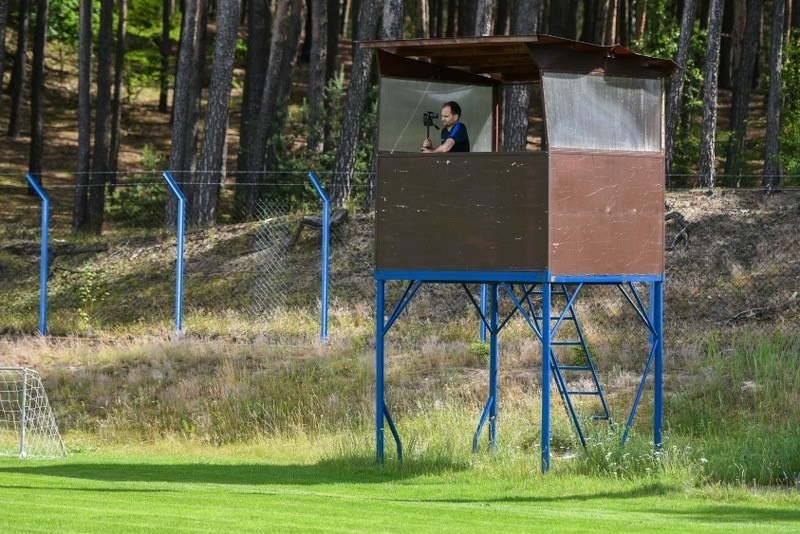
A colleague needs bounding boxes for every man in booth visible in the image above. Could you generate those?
[421,101,470,153]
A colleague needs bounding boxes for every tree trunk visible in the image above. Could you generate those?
[763,0,786,193]
[330,0,380,207]
[242,0,305,218]
[458,0,476,36]
[698,0,725,189]
[616,0,629,45]
[729,0,747,87]
[301,0,313,62]
[159,0,174,113]
[581,0,597,41]
[431,0,443,36]
[633,0,646,40]
[193,0,241,228]
[382,0,404,39]
[417,0,430,37]
[351,0,362,40]
[495,0,509,35]
[718,0,735,89]
[549,0,578,39]
[595,0,610,43]
[474,0,493,35]
[605,0,619,43]
[0,0,9,94]
[723,0,763,177]
[108,0,127,195]
[364,0,404,209]
[87,0,115,234]
[263,0,305,171]
[326,0,340,81]
[28,0,47,182]
[7,0,30,138]
[73,0,93,231]
[236,0,270,182]
[308,0,329,152]
[665,0,697,180]
[446,0,456,36]
[503,0,541,151]
[168,0,207,177]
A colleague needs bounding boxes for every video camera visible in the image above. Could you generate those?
[422,111,439,138]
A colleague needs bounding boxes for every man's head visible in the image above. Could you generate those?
[441,101,461,128]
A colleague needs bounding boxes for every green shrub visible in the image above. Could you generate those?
[105,145,167,228]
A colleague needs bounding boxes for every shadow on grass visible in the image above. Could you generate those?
[0,455,468,486]
[644,505,800,524]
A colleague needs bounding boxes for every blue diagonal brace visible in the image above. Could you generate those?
[385,280,424,332]
[621,339,659,445]
[500,283,542,339]
[617,283,657,337]
[472,395,494,453]
[384,404,403,461]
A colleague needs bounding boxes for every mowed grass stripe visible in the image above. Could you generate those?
[1,461,799,533]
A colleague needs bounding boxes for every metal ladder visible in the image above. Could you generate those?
[528,284,611,448]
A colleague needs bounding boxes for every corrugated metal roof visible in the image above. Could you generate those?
[361,35,678,83]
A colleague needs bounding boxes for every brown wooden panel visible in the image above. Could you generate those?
[377,153,549,271]
[548,151,665,276]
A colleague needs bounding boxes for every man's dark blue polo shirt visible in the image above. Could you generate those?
[441,122,470,152]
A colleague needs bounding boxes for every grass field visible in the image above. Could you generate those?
[1,436,799,533]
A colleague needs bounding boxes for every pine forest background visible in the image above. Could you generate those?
[0,0,798,235]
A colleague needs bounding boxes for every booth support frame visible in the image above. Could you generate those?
[373,270,664,473]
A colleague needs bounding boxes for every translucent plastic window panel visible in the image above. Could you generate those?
[378,78,494,152]
[542,72,662,152]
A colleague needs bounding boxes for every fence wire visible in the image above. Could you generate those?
[248,200,292,315]
[1,175,798,354]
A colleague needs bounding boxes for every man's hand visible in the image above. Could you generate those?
[421,138,432,151]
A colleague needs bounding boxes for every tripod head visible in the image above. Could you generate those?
[423,111,439,139]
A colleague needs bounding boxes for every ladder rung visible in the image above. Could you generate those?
[551,341,583,346]
[566,390,602,396]
[556,365,593,371]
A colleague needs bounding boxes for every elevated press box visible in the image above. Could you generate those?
[362,36,678,277]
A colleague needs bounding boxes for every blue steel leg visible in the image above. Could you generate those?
[376,279,385,464]
[649,283,656,346]
[488,283,499,450]
[541,279,551,473]
[480,284,487,342]
[653,279,664,449]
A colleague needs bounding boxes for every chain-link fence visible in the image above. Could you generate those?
[2,173,798,357]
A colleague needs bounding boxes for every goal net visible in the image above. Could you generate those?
[0,368,66,458]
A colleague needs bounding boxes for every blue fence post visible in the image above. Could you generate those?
[162,172,185,335]
[25,173,49,335]
[307,172,330,342]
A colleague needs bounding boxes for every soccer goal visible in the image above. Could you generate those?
[0,368,66,459]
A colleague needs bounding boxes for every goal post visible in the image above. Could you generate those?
[0,368,66,459]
